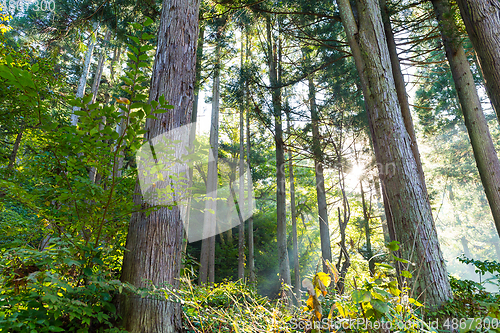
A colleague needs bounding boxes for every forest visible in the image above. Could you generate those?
[1,0,500,332]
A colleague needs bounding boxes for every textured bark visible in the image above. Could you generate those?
[266,15,292,297]
[309,76,332,273]
[433,0,500,239]
[336,0,452,307]
[287,112,300,304]
[119,0,200,331]
[380,0,427,191]
[456,0,500,123]
[72,22,99,126]
[199,22,222,285]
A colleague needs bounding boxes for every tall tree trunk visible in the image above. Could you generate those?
[182,22,205,259]
[336,0,452,307]
[7,126,24,170]
[309,76,332,273]
[432,0,500,239]
[266,15,292,299]
[247,103,255,286]
[238,29,246,280]
[456,0,500,124]
[91,29,112,104]
[379,0,427,190]
[287,111,300,304]
[199,21,223,285]
[72,21,99,126]
[119,0,200,330]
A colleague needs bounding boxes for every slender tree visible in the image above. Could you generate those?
[72,21,99,126]
[119,0,200,331]
[266,14,292,299]
[199,18,224,285]
[238,28,246,280]
[286,109,300,304]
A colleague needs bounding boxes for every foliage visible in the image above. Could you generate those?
[0,17,163,333]
[0,238,131,333]
[177,276,295,333]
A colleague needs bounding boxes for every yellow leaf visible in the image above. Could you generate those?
[317,272,331,288]
[115,97,130,104]
[306,295,314,309]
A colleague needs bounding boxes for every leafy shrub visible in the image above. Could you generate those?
[0,239,131,332]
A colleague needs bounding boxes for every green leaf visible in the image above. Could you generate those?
[401,270,412,279]
[370,299,390,313]
[82,94,93,104]
[141,33,155,40]
[144,17,154,27]
[128,36,141,45]
[352,290,371,304]
[375,263,393,270]
[387,241,400,251]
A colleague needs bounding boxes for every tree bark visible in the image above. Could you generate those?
[266,15,292,299]
[72,21,99,126]
[119,0,200,331]
[379,0,427,191]
[336,0,452,307]
[309,76,332,273]
[456,0,500,124]
[432,0,500,239]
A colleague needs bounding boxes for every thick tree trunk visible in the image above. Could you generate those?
[119,0,200,331]
[199,22,222,285]
[266,15,292,298]
[309,76,332,273]
[336,0,452,307]
[379,0,427,191]
[456,0,500,123]
[433,0,500,239]
[72,21,99,126]
[287,112,300,304]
